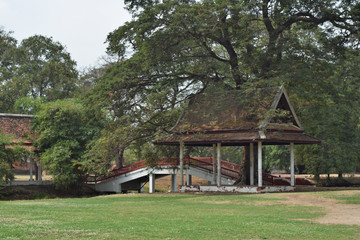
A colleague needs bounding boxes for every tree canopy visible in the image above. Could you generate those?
[84,0,360,177]
[2,1,360,183]
[32,99,103,189]
[0,31,78,113]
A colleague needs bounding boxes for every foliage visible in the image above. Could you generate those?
[17,35,78,100]
[316,177,354,187]
[0,31,78,113]
[0,131,29,185]
[33,99,103,189]
[14,96,43,115]
[292,50,360,177]
[86,0,360,176]
[0,29,19,112]
[263,145,290,173]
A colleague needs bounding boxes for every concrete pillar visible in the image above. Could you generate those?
[171,174,177,192]
[258,142,262,187]
[290,142,295,186]
[139,183,144,193]
[29,158,34,181]
[149,173,155,193]
[114,183,122,193]
[250,143,254,185]
[186,173,192,185]
[37,164,42,182]
[212,144,216,185]
[179,141,184,186]
[217,143,221,187]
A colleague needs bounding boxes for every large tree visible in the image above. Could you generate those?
[0,33,78,113]
[0,29,20,112]
[33,99,103,189]
[88,0,360,177]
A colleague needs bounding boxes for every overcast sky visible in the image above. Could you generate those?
[0,0,132,70]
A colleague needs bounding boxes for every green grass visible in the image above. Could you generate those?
[0,192,359,239]
[314,191,360,205]
[338,194,360,204]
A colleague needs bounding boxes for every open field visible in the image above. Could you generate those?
[0,190,359,239]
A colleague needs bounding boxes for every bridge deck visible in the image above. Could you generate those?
[94,157,315,193]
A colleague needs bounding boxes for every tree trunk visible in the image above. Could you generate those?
[234,144,259,186]
[313,163,321,181]
[240,145,250,185]
[115,146,125,168]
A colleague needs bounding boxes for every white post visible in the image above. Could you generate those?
[179,141,184,186]
[149,173,155,193]
[29,158,34,181]
[217,143,221,187]
[290,142,295,186]
[171,174,177,192]
[250,143,254,185]
[212,144,217,185]
[258,142,262,187]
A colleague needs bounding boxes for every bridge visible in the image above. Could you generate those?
[93,157,315,193]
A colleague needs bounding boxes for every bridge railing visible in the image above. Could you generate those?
[97,157,242,182]
[187,157,240,180]
[262,172,275,185]
[97,160,147,181]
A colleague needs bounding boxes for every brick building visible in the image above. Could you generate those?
[0,113,41,181]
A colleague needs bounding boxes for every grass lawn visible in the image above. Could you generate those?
[0,191,359,239]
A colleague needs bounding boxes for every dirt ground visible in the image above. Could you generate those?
[142,175,209,192]
[282,190,360,226]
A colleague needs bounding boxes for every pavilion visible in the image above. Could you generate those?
[155,86,320,192]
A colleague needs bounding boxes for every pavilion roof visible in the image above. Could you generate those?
[155,86,320,146]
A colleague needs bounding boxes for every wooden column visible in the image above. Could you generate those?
[250,143,254,185]
[179,140,184,186]
[217,143,221,187]
[212,144,217,185]
[290,142,295,186]
[258,142,262,187]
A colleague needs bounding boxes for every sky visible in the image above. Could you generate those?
[0,0,132,70]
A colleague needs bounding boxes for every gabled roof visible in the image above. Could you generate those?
[155,86,320,146]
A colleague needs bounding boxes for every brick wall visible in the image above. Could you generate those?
[0,113,33,141]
